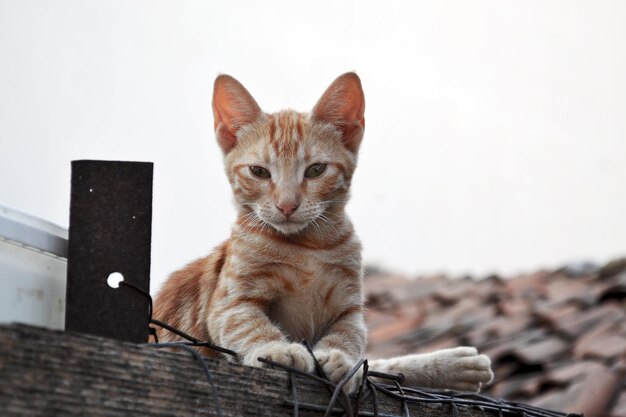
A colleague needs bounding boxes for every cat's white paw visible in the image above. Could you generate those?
[315,348,361,393]
[244,341,314,373]
[431,347,494,392]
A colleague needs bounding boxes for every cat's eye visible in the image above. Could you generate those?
[250,166,271,179]
[304,163,327,179]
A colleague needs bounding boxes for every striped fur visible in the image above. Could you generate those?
[154,73,493,393]
[155,73,367,388]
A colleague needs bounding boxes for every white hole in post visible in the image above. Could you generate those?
[107,272,124,289]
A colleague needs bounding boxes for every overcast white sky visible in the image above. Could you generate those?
[1,1,625,292]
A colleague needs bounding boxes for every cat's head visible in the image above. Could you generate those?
[212,73,365,235]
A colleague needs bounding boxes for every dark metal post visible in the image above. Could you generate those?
[65,160,153,343]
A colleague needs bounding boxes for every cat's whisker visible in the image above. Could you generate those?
[238,212,254,223]
[308,218,324,239]
[320,200,349,205]
[250,218,267,234]
[239,211,265,234]
[239,213,257,224]
[239,202,256,209]
[243,211,271,235]
[317,213,341,236]
[238,208,257,218]
[259,220,272,234]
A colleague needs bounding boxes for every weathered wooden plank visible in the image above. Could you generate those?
[0,324,557,417]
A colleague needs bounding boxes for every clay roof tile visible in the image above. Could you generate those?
[610,391,626,417]
[364,266,626,417]
[556,302,624,338]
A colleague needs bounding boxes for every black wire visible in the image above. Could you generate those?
[368,381,575,417]
[117,280,582,417]
[353,360,369,417]
[303,340,330,381]
[119,281,160,342]
[150,319,238,358]
[150,317,200,343]
[258,357,337,388]
[301,340,353,417]
[393,380,411,417]
[119,281,153,319]
[118,280,238,358]
[289,373,299,417]
[368,370,405,384]
[450,402,459,417]
[368,379,380,417]
[150,327,159,343]
[322,359,364,417]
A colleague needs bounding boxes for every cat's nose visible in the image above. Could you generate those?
[276,202,299,218]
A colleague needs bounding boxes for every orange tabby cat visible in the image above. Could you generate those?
[154,72,493,393]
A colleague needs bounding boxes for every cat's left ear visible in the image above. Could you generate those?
[311,72,365,153]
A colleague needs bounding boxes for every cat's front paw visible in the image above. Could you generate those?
[244,341,314,373]
[433,347,494,392]
[315,349,361,393]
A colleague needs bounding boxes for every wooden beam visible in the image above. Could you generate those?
[0,324,568,417]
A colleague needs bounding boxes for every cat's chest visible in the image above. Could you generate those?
[268,256,351,343]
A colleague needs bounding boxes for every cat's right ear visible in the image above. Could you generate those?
[212,75,262,154]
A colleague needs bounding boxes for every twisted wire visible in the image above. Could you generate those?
[119,282,582,417]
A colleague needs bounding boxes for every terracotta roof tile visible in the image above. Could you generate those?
[576,333,626,361]
[544,360,607,386]
[365,274,447,307]
[364,257,626,417]
[478,328,546,362]
[530,368,622,415]
[366,308,425,345]
[545,275,594,304]
[509,336,570,365]
[533,302,582,328]
[431,279,487,306]
[504,271,550,299]
[364,309,398,330]
[563,366,625,416]
[491,372,545,398]
[574,322,626,359]
[463,315,532,347]
[560,261,601,278]
[555,302,624,338]
[611,391,626,417]
[491,373,543,398]
[530,386,576,411]
[424,297,496,328]
[599,272,626,302]
[599,258,626,279]
[496,297,534,317]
